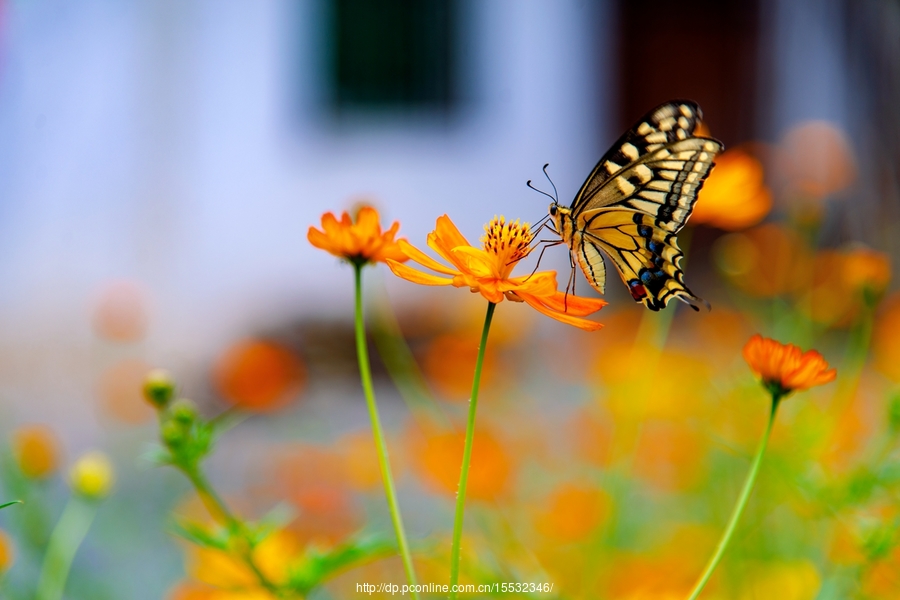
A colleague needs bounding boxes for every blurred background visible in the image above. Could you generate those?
[1,0,900,598]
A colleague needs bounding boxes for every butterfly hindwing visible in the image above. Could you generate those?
[578,209,706,311]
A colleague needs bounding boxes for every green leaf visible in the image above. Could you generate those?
[289,533,397,593]
[169,518,230,551]
[139,445,174,467]
[246,503,297,546]
[0,500,22,510]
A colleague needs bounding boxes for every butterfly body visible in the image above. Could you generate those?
[549,100,722,311]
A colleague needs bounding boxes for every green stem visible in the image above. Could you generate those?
[449,301,496,599]
[354,264,420,599]
[35,496,98,600]
[181,464,282,597]
[686,394,782,600]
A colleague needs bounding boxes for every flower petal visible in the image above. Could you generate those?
[451,246,496,279]
[397,240,458,275]
[518,292,604,331]
[386,260,455,286]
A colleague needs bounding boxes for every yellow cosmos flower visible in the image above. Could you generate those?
[743,334,836,397]
[307,206,408,265]
[386,215,605,331]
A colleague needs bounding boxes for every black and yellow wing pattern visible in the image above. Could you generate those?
[563,100,722,311]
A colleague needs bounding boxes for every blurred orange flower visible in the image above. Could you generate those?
[713,224,812,297]
[213,340,305,412]
[408,424,512,500]
[692,147,772,230]
[421,333,499,401]
[308,206,408,265]
[387,215,605,330]
[0,529,14,573]
[841,245,891,298]
[780,120,855,199]
[873,293,900,381]
[535,482,611,542]
[13,425,61,479]
[183,530,301,598]
[743,334,836,397]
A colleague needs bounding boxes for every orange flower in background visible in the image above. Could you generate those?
[308,206,408,265]
[743,334,836,397]
[873,293,900,381]
[841,245,891,298]
[713,224,812,297]
[13,425,61,479]
[408,424,513,500]
[387,215,605,330]
[692,147,772,230]
[780,120,855,199]
[535,482,611,542]
[0,529,14,573]
[213,339,306,412]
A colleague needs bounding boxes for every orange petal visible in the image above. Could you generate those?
[397,240,458,275]
[386,260,455,286]
[518,292,604,331]
[451,246,496,279]
[307,226,338,254]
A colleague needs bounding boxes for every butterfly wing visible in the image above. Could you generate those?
[572,100,711,212]
[568,100,722,310]
[574,208,707,311]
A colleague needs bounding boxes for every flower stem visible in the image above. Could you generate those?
[35,496,97,600]
[449,301,496,599]
[180,463,282,596]
[686,394,782,600]
[354,264,420,599]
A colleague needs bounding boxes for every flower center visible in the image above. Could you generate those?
[481,216,533,268]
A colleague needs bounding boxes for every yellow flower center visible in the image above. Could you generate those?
[481,217,533,273]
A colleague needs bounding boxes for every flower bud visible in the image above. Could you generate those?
[69,451,115,500]
[143,369,175,409]
[170,398,198,426]
[161,421,186,449]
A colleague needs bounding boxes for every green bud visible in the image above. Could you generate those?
[143,369,176,409]
[161,421,186,449]
[170,399,198,426]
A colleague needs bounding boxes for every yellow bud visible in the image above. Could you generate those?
[69,451,115,500]
[143,369,176,409]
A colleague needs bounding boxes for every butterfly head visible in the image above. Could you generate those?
[548,203,574,244]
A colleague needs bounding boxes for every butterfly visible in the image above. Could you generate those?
[539,100,722,311]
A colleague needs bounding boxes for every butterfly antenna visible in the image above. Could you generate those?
[526,179,557,203]
[542,163,559,204]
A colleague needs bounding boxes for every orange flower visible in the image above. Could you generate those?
[386,215,605,330]
[692,147,772,231]
[743,334,836,397]
[13,425,61,479]
[213,339,306,412]
[307,206,408,265]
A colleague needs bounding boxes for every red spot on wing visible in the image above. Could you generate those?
[629,282,647,301]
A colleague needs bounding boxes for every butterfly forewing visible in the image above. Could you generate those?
[572,101,708,212]
[560,100,722,311]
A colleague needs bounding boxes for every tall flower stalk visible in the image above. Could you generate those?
[687,334,836,599]
[309,207,419,598]
[387,214,605,595]
[448,301,495,597]
[353,262,419,596]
